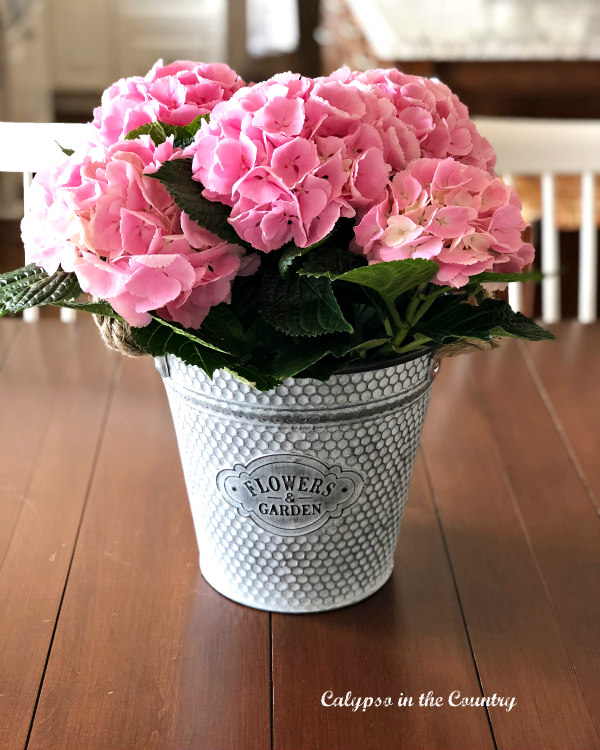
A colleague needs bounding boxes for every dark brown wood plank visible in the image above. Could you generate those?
[466,334,600,734]
[521,321,600,513]
[272,455,495,750]
[27,355,271,750]
[0,319,118,750]
[422,347,600,750]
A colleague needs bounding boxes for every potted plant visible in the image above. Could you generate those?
[0,61,552,612]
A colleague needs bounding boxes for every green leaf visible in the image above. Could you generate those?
[149,313,237,355]
[131,318,279,389]
[55,141,74,157]
[260,269,353,337]
[278,230,335,277]
[225,365,281,391]
[13,273,80,311]
[415,296,554,343]
[149,158,243,246]
[295,359,344,381]
[0,267,47,315]
[336,259,438,309]
[0,263,46,286]
[55,300,122,317]
[170,114,208,147]
[196,304,250,356]
[126,121,171,144]
[131,318,234,372]
[0,265,82,316]
[269,341,335,380]
[297,244,366,279]
[0,265,123,318]
[125,115,208,148]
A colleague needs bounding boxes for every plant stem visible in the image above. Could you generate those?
[390,285,451,349]
[385,298,405,332]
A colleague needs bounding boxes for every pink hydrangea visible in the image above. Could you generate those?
[348,68,496,174]
[21,136,255,327]
[189,68,496,253]
[190,73,417,252]
[353,157,534,287]
[91,60,245,147]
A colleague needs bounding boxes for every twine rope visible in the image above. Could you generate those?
[93,314,146,357]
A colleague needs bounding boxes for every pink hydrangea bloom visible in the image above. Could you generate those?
[21,136,255,327]
[91,60,245,147]
[189,68,496,253]
[353,157,534,287]
[190,72,423,252]
[348,68,496,174]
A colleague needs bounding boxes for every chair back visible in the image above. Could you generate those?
[475,117,600,324]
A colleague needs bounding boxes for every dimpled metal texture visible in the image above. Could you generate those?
[158,352,434,613]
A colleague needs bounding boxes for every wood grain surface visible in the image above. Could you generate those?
[0,319,20,368]
[0,320,118,750]
[26,353,271,750]
[0,318,598,750]
[469,336,600,736]
[422,348,600,750]
[522,322,600,514]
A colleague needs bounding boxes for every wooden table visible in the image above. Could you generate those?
[0,317,598,750]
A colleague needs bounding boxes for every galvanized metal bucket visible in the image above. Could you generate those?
[157,350,436,613]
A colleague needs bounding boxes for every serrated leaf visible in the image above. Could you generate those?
[55,300,123,317]
[260,269,353,337]
[125,116,208,148]
[278,230,335,277]
[131,319,236,373]
[0,265,82,316]
[415,296,554,343]
[149,314,235,355]
[270,341,334,380]
[297,244,366,279]
[125,121,170,144]
[295,360,344,381]
[0,263,46,286]
[171,114,208,145]
[224,365,281,391]
[132,318,279,389]
[196,303,250,356]
[269,331,362,380]
[149,158,243,246]
[13,273,79,310]
[149,305,251,358]
[336,259,438,308]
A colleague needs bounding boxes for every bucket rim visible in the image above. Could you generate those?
[336,346,436,375]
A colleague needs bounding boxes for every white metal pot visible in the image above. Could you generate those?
[157,350,436,613]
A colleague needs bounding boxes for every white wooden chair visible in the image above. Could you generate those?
[474,117,600,324]
[0,121,90,322]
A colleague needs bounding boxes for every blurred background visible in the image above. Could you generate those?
[3,0,600,131]
[1,0,600,315]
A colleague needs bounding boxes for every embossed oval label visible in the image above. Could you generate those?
[216,454,364,536]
